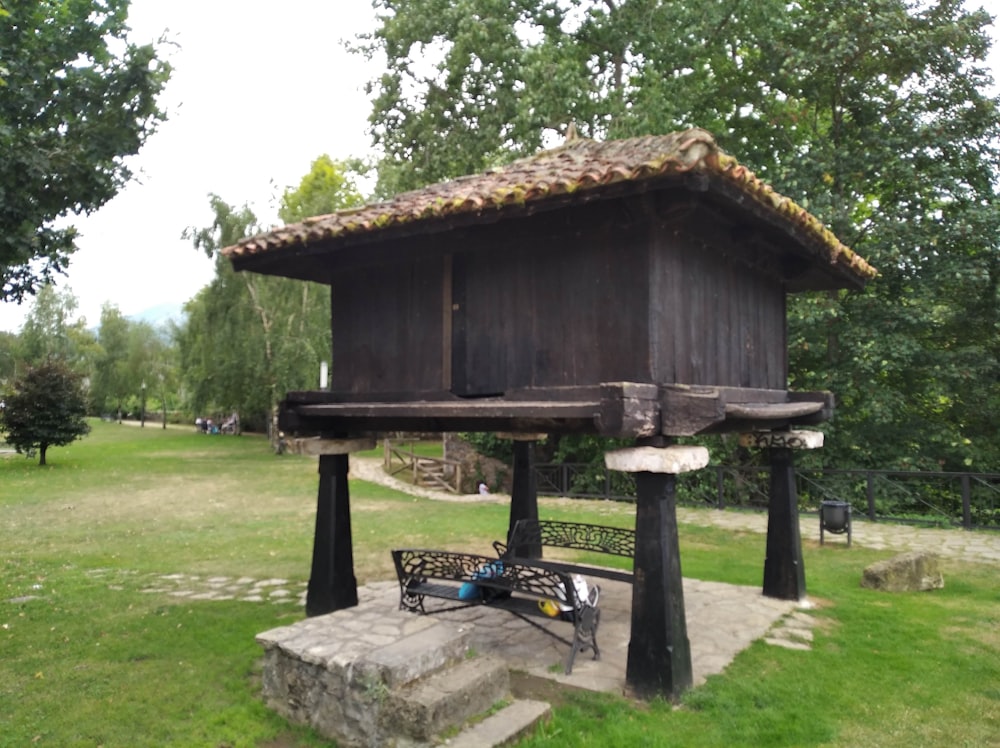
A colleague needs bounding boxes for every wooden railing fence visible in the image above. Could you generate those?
[383,440,462,494]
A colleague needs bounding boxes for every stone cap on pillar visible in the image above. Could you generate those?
[738,430,824,450]
[604,445,709,474]
[495,432,549,441]
[286,436,377,455]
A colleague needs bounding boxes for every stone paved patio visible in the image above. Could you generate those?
[257,576,807,699]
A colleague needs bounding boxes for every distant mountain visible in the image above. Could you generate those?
[129,302,186,329]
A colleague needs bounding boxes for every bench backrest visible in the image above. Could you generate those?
[392,548,577,607]
[507,519,635,559]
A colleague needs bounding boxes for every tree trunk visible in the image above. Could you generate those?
[39,443,47,466]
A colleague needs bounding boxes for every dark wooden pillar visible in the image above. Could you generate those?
[605,444,708,700]
[507,438,541,556]
[762,447,806,600]
[307,453,358,616]
[740,430,822,601]
[628,471,692,699]
[295,436,374,616]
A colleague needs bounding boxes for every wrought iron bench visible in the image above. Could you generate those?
[391,548,600,674]
[494,519,635,585]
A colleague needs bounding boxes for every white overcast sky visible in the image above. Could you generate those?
[0,0,381,332]
[1,1,999,333]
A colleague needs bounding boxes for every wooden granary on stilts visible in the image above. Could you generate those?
[223,128,875,700]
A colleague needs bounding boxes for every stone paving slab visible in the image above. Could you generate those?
[278,577,800,697]
[446,699,551,748]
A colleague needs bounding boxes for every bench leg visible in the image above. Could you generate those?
[565,606,601,675]
[399,588,427,614]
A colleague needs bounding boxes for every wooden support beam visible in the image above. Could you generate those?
[606,444,706,700]
[597,382,659,438]
[306,454,358,616]
[507,440,541,558]
[761,447,807,601]
[740,431,822,602]
[659,385,726,436]
[627,471,693,700]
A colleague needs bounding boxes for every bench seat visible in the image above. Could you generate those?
[391,548,600,674]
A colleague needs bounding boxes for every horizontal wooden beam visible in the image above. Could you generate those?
[725,402,823,420]
[279,399,599,436]
[277,384,835,438]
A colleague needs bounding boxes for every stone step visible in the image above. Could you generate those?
[386,654,510,742]
[362,620,472,689]
[445,699,552,748]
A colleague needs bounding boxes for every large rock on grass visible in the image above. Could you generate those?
[861,551,944,592]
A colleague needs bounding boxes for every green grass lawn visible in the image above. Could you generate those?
[2,422,998,746]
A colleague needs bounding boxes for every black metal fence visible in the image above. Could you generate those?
[535,463,1000,531]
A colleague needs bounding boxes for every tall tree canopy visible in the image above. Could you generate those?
[0,0,170,302]
[362,0,1000,470]
[176,157,366,431]
[89,304,131,418]
[17,284,96,369]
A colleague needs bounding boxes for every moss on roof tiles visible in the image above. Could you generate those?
[224,128,876,282]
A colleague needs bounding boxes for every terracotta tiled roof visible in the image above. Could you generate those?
[224,128,876,282]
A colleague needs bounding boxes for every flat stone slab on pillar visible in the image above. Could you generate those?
[739,430,824,450]
[495,432,548,441]
[604,445,709,474]
[287,436,377,455]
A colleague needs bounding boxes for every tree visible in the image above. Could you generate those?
[278,154,366,222]
[125,319,166,425]
[0,331,19,386]
[18,284,97,369]
[1,359,90,465]
[361,0,1000,471]
[0,0,170,303]
[148,328,178,429]
[176,197,264,425]
[177,158,366,431]
[744,0,1000,470]
[90,304,131,419]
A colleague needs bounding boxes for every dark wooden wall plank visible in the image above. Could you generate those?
[330,258,443,393]
[647,204,788,390]
[326,195,788,398]
[453,203,650,395]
